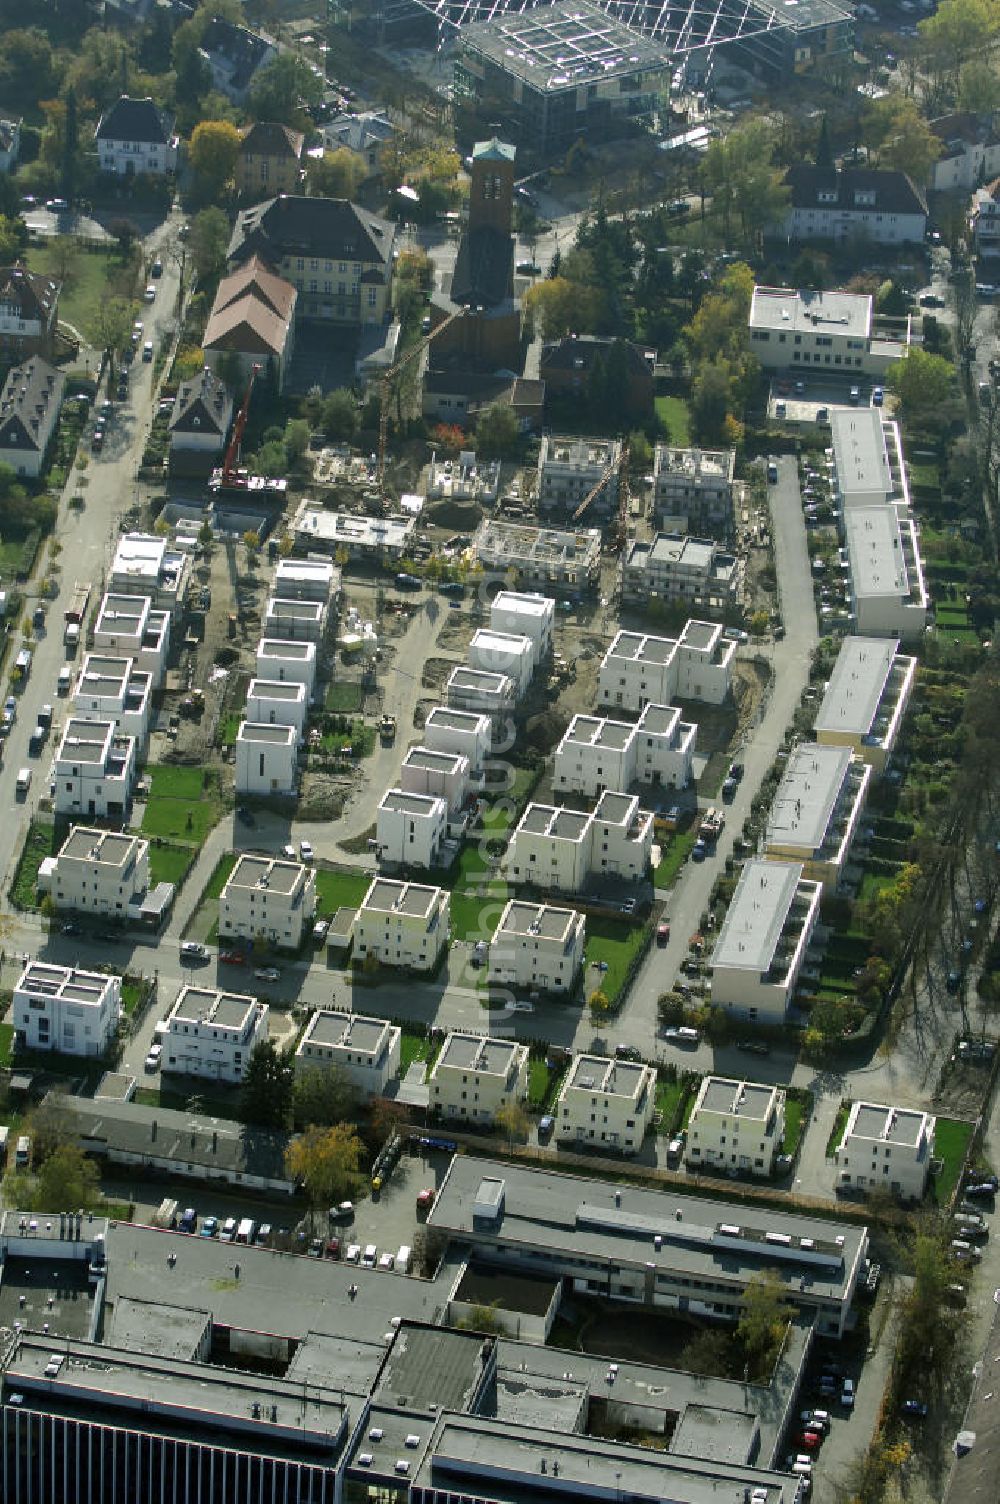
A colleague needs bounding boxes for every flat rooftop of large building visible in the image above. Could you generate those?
[497,899,578,942]
[293,502,414,549]
[111,532,166,579]
[712,859,807,974]
[594,789,639,826]
[17,961,115,1007]
[698,1077,779,1121]
[845,505,913,597]
[257,636,314,661]
[110,1295,211,1361]
[380,787,445,817]
[831,408,892,499]
[247,676,306,701]
[473,518,601,563]
[766,743,855,853]
[470,627,532,653]
[374,1324,488,1412]
[814,636,907,737]
[680,618,723,652]
[437,1031,522,1076]
[0,1255,97,1341]
[542,433,618,467]
[460,1,667,92]
[301,1010,392,1055]
[847,1101,929,1146]
[563,713,633,751]
[265,596,324,621]
[168,985,258,1031]
[750,285,873,339]
[638,702,684,736]
[630,533,718,571]
[59,827,141,867]
[491,590,553,618]
[518,802,589,841]
[402,745,467,776]
[226,853,307,895]
[606,628,676,665]
[655,445,735,483]
[425,705,489,732]
[95,592,149,631]
[363,876,442,918]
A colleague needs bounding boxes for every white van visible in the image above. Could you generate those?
[235,1218,256,1244]
[14,1134,31,1169]
[15,768,31,794]
[0,1126,8,1163]
[396,1244,412,1274]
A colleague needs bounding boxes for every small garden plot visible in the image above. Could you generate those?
[314,868,372,915]
[584,918,650,1006]
[931,1116,974,1206]
[141,765,224,844]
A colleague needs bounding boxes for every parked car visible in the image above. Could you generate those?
[144,283,157,302]
[254,967,281,983]
[220,951,245,965]
[219,1217,237,1242]
[144,1042,162,1072]
[178,1208,197,1234]
[656,922,671,945]
[181,942,208,961]
[841,1379,855,1409]
[737,1039,769,1056]
[901,1399,928,1418]
[300,839,314,862]
[362,1244,377,1267]
[199,1216,219,1238]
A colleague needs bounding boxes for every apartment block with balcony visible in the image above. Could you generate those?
[653,445,735,534]
[814,636,917,774]
[489,590,554,668]
[711,859,823,1023]
[294,1010,401,1096]
[834,1100,936,1201]
[487,898,585,996]
[619,533,742,612]
[53,718,136,821]
[399,745,470,813]
[263,596,327,643]
[219,854,316,950]
[12,962,121,1058]
[764,744,871,891]
[686,1077,786,1178]
[162,986,268,1083]
[508,793,652,893]
[93,592,170,686]
[376,789,448,869]
[471,517,602,591]
[537,434,622,518]
[429,1031,529,1124]
[597,622,735,714]
[556,1054,656,1155]
[353,876,450,973]
[830,409,910,512]
[423,705,492,774]
[110,533,190,618]
[844,504,928,642]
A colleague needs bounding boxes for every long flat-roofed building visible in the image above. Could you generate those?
[429,1031,529,1123]
[556,1053,656,1155]
[834,1099,936,1201]
[471,517,601,590]
[162,985,268,1083]
[292,501,415,560]
[353,875,450,972]
[12,961,121,1057]
[764,743,871,890]
[686,1076,786,1178]
[295,1009,401,1095]
[830,408,910,510]
[219,853,317,950]
[711,858,822,1022]
[844,503,927,641]
[814,635,917,773]
[487,898,584,996]
[620,532,742,611]
[428,1154,868,1338]
[749,284,911,377]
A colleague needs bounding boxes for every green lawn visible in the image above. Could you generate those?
[932,1116,975,1206]
[656,394,692,446]
[528,1057,550,1109]
[326,681,365,714]
[314,867,371,915]
[141,766,224,844]
[857,871,895,903]
[121,978,147,1016]
[134,1082,242,1120]
[449,881,510,941]
[27,243,135,345]
[0,1023,13,1068]
[400,1029,438,1077]
[782,1097,805,1156]
[219,712,241,747]
[203,852,239,902]
[147,841,197,889]
[654,1077,690,1135]
[10,820,60,910]
[318,721,376,757]
[826,1102,851,1157]
[654,832,696,888]
[584,918,650,1005]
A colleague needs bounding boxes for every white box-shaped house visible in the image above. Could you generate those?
[245,677,308,741]
[845,505,928,643]
[235,721,298,795]
[54,718,137,821]
[353,876,451,972]
[711,859,822,1023]
[110,533,190,618]
[274,556,339,602]
[429,1032,529,1124]
[508,803,593,894]
[163,986,268,1083]
[264,596,327,642]
[255,637,317,693]
[554,714,634,797]
[73,654,152,748]
[294,1010,401,1096]
[12,961,121,1058]
[220,854,317,950]
[556,1054,656,1155]
[48,827,151,919]
[814,636,917,774]
[591,790,654,881]
[598,629,678,713]
[468,629,534,698]
[674,619,736,704]
[764,744,871,890]
[686,1077,786,1178]
[93,592,170,686]
[489,591,554,669]
[834,1100,936,1201]
[376,789,448,869]
[446,665,516,717]
[400,745,470,814]
[424,705,492,774]
[487,898,585,996]
[633,702,697,788]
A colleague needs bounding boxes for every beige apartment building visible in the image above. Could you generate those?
[219,854,317,950]
[353,877,451,973]
[487,899,585,996]
[685,1077,786,1178]
[556,1054,656,1155]
[294,1010,401,1097]
[429,1031,529,1124]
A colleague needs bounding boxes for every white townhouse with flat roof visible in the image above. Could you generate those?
[446,665,516,718]
[376,789,448,869]
[653,445,736,534]
[273,555,339,602]
[110,533,190,617]
[748,285,910,379]
[814,636,917,773]
[508,792,653,894]
[686,1077,786,1178]
[44,827,170,925]
[553,703,696,798]
[235,721,298,795]
[830,409,910,511]
[400,745,470,813]
[264,596,327,642]
[598,623,734,713]
[93,593,170,686]
[468,629,534,698]
[162,986,268,1083]
[12,962,121,1058]
[472,517,602,590]
[844,504,928,641]
[489,591,554,668]
[556,1054,656,1155]
[764,744,871,891]
[619,533,742,611]
[219,854,316,950]
[53,718,136,821]
[73,654,153,749]
[834,1100,936,1201]
[255,637,317,692]
[423,705,492,774]
[244,677,308,741]
[429,1031,529,1124]
[487,899,585,996]
[711,859,822,1023]
[353,876,450,973]
[294,1010,401,1096]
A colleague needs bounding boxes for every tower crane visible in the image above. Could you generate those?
[378,310,461,506]
[220,364,260,487]
[571,439,629,533]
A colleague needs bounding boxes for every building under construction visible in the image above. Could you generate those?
[471,518,603,591]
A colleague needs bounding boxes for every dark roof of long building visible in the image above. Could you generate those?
[450,225,513,309]
[541,335,655,380]
[0,356,63,454]
[784,164,928,217]
[0,262,59,323]
[228,195,394,268]
[170,366,233,438]
[240,120,304,161]
[199,16,274,91]
[96,95,175,145]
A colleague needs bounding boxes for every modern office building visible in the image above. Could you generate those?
[162,986,268,1083]
[353,876,451,972]
[686,1077,786,1178]
[833,1100,936,1200]
[12,961,121,1057]
[429,1031,529,1123]
[764,744,871,890]
[813,636,917,773]
[748,285,911,379]
[711,859,823,1022]
[487,898,585,996]
[219,854,317,950]
[556,1054,656,1155]
[295,1009,401,1095]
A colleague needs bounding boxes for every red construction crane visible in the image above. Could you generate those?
[221,363,261,487]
